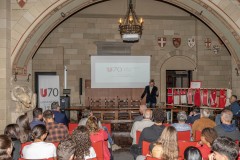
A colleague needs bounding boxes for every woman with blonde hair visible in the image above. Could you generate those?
[86,116,110,160]
[151,126,179,160]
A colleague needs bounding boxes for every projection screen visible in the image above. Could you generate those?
[91,56,150,88]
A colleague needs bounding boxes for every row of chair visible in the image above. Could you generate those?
[68,123,112,135]
[136,130,202,144]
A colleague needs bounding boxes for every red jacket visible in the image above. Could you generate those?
[196,143,211,160]
[90,129,110,160]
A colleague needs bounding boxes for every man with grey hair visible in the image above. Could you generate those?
[192,109,216,139]
[133,105,147,122]
[130,109,154,144]
[214,109,240,141]
[171,111,191,132]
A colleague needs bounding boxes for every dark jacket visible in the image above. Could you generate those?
[229,101,240,116]
[141,86,158,103]
[12,139,21,160]
[214,124,240,141]
[138,124,165,148]
[53,111,69,126]
[186,114,201,124]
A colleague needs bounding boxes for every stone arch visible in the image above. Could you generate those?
[159,55,196,102]
[12,0,240,75]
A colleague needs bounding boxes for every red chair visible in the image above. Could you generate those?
[178,141,197,158]
[177,131,191,141]
[68,123,78,134]
[102,123,111,135]
[20,142,32,155]
[195,130,201,141]
[52,142,60,147]
[163,123,171,127]
[19,158,55,160]
[92,141,104,160]
[136,130,141,144]
[142,141,151,156]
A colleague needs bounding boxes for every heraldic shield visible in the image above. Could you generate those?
[173,38,181,48]
[188,37,195,48]
[17,0,27,8]
[158,37,166,48]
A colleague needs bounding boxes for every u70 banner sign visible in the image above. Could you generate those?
[38,75,60,111]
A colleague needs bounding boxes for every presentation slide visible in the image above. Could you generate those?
[91,56,150,88]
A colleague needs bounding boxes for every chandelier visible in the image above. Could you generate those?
[118,0,143,42]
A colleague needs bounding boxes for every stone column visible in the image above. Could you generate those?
[0,0,11,133]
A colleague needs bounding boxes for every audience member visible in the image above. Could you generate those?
[57,137,76,160]
[209,137,239,160]
[130,108,165,159]
[192,109,216,139]
[30,107,45,129]
[43,110,69,142]
[154,126,178,160]
[184,146,202,160]
[78,109,102,128]
[86,116,110,160]
[130,109,154,144]
[171,111,191,132]
[72,126,96,159]
[51,102,69,126]
[0,135,13,160]
[134,105,147,122]
[215,95,240,125]
[186,108,200,124]
[195,127,218,159]
[22,124,57,159]
[150,143,163,159]
[214,109,240,141]
[4,124,21,160]
[16,114,31,143]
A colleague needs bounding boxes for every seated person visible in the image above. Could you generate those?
[195,128,218,160]
[214,109,240,141]
[184,146,202,160]
[186,108,200,124]
[171,111,191,132]
[78,109,102,128]
[130,109,154,144]
[86,116,110,160]
[72,126,96,160]
[133,105,147,122]
[209,137,239,160]
[57,138,76,160]
[4,124,21,160]
[192,109,216,139]
[51,102,68,126]
[0,135,13,160]
[43,110,69,142]
[30,107,45,129]
[22,124,57,159]
[130,108,166,159]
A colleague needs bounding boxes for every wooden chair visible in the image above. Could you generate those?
[92,141,104,160]
[68,123,78,134]
[142,141,151,156]
[195,130,201,141]
[178,141,197,158]
[177,130,191,141]
[136,130,141,144]
[102,123,111,135]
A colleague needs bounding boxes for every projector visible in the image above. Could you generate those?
[122,34,140,42]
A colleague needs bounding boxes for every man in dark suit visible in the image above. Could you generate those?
[141,79,159,108]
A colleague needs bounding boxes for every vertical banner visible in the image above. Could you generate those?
[38,75,60,111]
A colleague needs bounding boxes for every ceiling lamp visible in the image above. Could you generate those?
[118,0,143,42]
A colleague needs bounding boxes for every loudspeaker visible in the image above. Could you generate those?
[79,78,83,95]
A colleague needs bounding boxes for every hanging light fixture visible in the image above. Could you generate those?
[118,0,143,42]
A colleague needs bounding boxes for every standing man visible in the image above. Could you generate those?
[141,79,159,108]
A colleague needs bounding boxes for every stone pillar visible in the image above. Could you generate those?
[0,0,11,133]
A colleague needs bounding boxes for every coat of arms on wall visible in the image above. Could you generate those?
[173,38,181,48]
[158,37,166,48]
[17,0,27,8]
[187,37,195,48]
[205,38,212,49]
